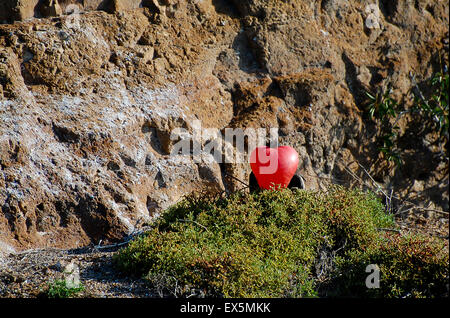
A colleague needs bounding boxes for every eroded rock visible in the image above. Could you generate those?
[0,0,448,253]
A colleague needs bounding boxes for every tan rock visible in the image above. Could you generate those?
[0,0,448,252]
[82,0,107,10]
[136,46,155,63]
[0,0,40,22]
[357,65,372,89]
[40,0,63,17]
[110,0,142,13]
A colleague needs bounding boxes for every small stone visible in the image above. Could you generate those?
[357,65,372,88]
[412,180,425,192]
[136,47,154,64]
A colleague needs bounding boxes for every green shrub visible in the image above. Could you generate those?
[364,60,449,166]
[114,186,448,298]
[365,88,403,165]
[46,280,84,299]
[328,233,449,298]
[413,67,449,140]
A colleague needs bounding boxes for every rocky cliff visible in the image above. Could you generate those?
[0,0,448,254]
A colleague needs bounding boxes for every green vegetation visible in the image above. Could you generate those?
[114,186,448,298]
[331,233,449,298]
[365,88,403,165]
[365,62,449,166]
[413,67,449,139]
[45,279,85,298]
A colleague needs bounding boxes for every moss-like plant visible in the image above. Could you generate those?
[114,186,448,298]
[328,233,449,298]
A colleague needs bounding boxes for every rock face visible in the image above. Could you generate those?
[0,1,40,22]
[0,0,448,253]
